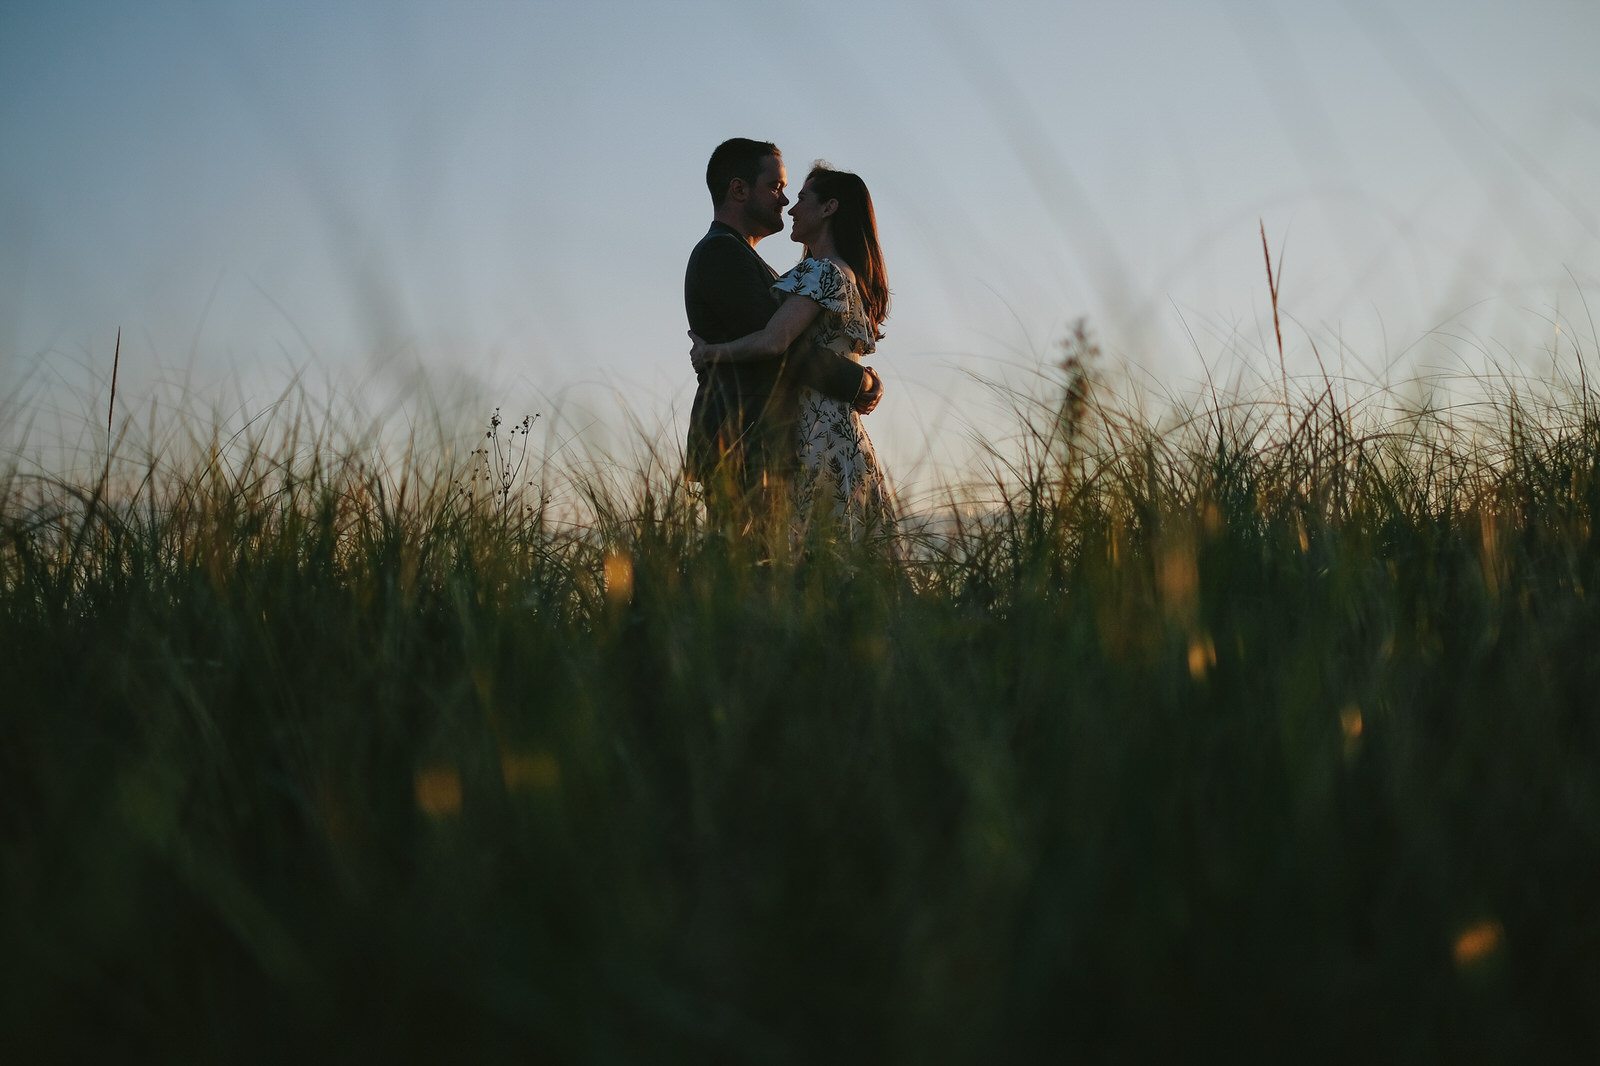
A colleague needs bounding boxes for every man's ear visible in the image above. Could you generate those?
[726,178,748,203]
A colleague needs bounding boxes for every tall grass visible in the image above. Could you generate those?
[5,353,1600,1062]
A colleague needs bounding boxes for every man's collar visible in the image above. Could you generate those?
[708,220,753,244]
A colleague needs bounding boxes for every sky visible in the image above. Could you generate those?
[3,0,1598,492]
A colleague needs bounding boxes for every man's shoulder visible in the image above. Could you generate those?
[687,228,779,303]
[689,226,754,268]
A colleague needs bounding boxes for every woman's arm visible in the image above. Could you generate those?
[689,295,821,372]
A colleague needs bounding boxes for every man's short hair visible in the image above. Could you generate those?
[706,138,780,206]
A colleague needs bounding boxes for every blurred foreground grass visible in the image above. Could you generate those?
[5,366,1600,1063]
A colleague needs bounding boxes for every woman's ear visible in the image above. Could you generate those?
[820,197,839,218]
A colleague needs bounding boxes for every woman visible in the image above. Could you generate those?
[689,163,896,545]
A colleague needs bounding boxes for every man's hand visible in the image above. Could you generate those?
[689,331,716,374]
[853,366,883,415]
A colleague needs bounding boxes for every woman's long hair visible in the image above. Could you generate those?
[808,163,890,338]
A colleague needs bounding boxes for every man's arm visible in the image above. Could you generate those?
[791,347,880,412]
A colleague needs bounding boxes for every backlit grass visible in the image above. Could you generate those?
[5,362,1600,1063]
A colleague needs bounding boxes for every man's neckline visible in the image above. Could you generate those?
[708,220,759,248]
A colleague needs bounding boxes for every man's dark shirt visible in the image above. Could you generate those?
[684,222,864,482]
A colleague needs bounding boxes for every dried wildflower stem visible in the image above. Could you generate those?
[1260,220,1288,414]
[107,326,121,451]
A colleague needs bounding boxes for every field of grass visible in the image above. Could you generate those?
[5,355,1600,1062]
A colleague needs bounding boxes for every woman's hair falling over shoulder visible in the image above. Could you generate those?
[808,162,889,339]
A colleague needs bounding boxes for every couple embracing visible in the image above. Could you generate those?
[684,138,896,545]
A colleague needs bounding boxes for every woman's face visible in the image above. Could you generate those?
[787,179,836,246]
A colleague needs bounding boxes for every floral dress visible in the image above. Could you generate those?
[771,257,898,545]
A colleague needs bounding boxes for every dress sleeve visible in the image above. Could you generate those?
[771,258,853,313]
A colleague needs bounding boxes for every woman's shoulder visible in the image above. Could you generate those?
[798,256,856,285]
[774,257,856,310]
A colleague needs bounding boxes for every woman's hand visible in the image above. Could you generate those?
[688,331,718,374]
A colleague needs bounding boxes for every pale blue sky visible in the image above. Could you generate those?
[3,0,1598,485]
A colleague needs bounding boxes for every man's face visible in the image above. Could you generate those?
[741,154,789,241]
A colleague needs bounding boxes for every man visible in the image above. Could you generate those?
[685,138,882,501]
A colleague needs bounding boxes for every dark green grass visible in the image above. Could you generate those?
[5,374,1600,1063]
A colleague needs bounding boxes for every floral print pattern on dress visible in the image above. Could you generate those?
[772,258,897,547]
